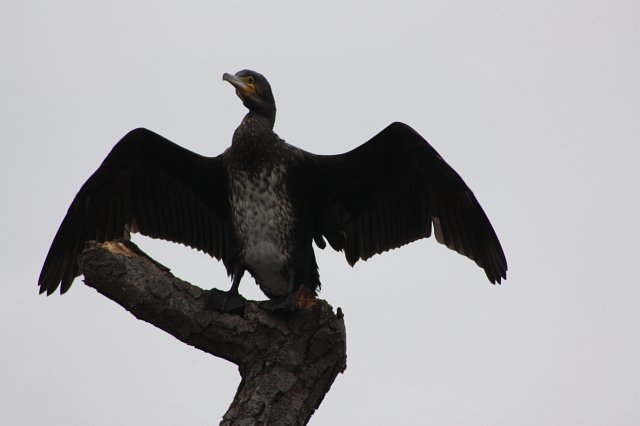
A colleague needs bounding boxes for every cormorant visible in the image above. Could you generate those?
[38,70,507,312]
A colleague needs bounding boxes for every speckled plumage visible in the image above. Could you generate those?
[225,114,300,298]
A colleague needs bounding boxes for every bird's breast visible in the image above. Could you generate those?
[228,163,295,296]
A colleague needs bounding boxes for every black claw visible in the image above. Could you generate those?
[260,294,295,312]
[207,288,246,313]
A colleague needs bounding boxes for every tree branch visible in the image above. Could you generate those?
[78,240,347,425]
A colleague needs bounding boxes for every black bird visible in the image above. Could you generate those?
[39,70,507,311]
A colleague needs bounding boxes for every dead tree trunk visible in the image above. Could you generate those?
[78,241,347,425]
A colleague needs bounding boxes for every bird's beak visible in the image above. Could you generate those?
[223,73,255,95]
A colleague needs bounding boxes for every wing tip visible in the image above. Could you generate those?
[38,283,48,295]
[486,266,508,285]
[38,280,59,296]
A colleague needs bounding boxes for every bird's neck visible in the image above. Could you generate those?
[245,110,276,130]
[232,112,279,150]
[237,112,276,136]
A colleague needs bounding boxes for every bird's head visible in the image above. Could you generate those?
[223,70,276,126]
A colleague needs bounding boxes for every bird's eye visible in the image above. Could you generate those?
[246,76,255,84]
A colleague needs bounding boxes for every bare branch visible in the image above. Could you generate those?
[78,241,347,425]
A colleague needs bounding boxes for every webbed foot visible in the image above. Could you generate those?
[260,294,295,312]
[206,288,247,313]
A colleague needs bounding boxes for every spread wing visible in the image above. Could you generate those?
[38,128,233,295]
[302,122,507,283]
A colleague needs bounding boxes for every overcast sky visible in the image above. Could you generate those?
[2,1,640,425]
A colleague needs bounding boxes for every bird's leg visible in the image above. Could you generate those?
[260,268,295,312]
[206,268,246,313]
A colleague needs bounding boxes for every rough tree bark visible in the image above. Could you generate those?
[77,241,347,425]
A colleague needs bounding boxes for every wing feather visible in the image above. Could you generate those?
[302,122,507,283]
[39,128,232,294]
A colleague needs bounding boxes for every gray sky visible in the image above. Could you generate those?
[2,0,639,424]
